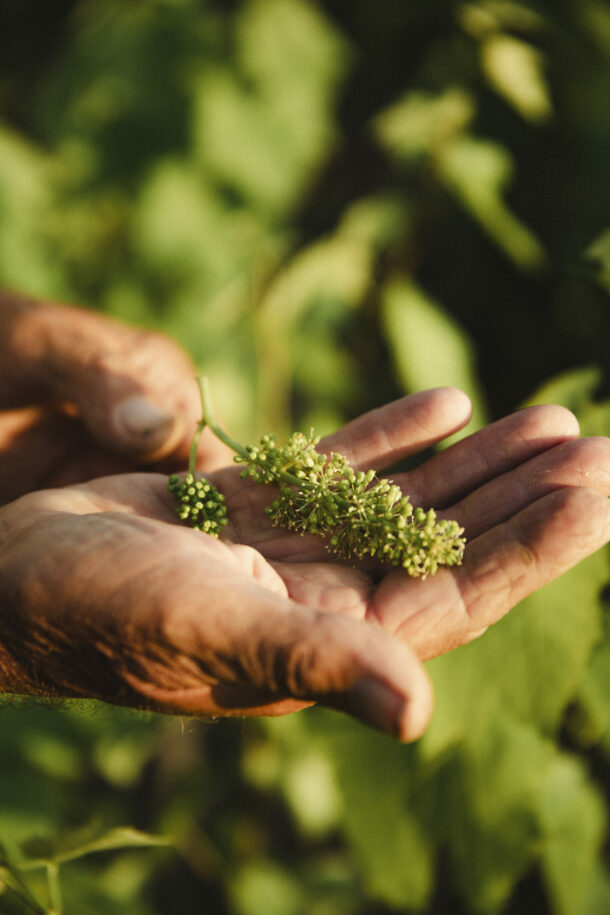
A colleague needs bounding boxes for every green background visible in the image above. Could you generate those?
[0,1,609,912]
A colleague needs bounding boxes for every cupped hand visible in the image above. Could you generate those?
[1,389,609,740]
[0,291,231,503]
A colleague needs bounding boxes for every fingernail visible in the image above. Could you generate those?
[113,396,175,450]
[348,677,407,739]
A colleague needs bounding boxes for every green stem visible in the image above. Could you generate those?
[197,377,309,489]
[196,376,250,461]
[188,417,207,476]
[195,376,353,502]
[45,863,62,915]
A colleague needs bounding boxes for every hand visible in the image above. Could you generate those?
[0,291,231,503]
[0,390,608,740]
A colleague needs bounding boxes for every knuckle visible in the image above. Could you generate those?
[260,615,346,699]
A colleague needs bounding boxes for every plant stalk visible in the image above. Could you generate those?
[195,376,346,495]
[45,862,62,915]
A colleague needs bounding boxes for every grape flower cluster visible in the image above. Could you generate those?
[167,472,227,537]
[168,378,466,578]
[234,430,465,578]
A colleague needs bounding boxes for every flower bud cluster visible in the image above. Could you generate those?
[236,431,466,578]
[168,473,228,537]
[234,430,324,483]
[234,433,289,483]
[168,377,466,576]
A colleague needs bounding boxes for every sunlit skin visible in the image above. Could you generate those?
[2,389,609,741]
[0,290,230,503]
[1,291,609,741]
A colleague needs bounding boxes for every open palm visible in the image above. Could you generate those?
[2,388,609,740]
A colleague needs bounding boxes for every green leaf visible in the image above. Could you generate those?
[374,87,475,160]
[584,864,610,915]
[230,860,304,915]
[133,158,269,296]
[320,724,434,910]
[381,278,488,439]
[524,366,602,415]
[586,229,610,294]
[279,747,342,838]
[433,718,551,914]
[0,129,66,298]
[524,366,610,437]
[193,0,347,218]
[259,235,373,326]
[576,399,610,438]
[256,232,373,432]
[0,843,46,914]
[374,87,546,270]
[438,134,546,270]
[20,825,171,869]
[419,721,605,915]
[536,754,605,915]
[422,549,606,756]
[480,34,552,122]
[265,711,434,910]
[338,194,411,252]
[578,634,610,752]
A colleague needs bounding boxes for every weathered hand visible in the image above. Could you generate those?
[0,291,231,503]
[0,473,433,741]
[1,389,608,740]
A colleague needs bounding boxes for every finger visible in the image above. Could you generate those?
[319,388,472,470]
[399,404,580,508]
[370,487,610,660]
[0,407,82,503]
[14,301,231,466]
[445,435,610,539]
[0,407,131,502]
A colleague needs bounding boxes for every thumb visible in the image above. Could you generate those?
[28,303,198,461]
[127,564,435,741]
[107,395,182,460]
[275,609,435,741]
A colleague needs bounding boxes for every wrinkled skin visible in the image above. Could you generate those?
[2,386,609,740]
[0,290,230,503]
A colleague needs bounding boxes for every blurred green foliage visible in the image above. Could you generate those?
[1,0,609,912]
